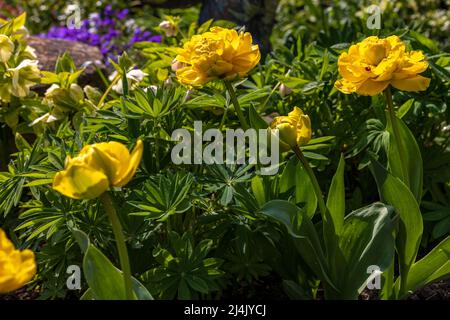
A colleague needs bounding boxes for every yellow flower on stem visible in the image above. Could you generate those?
[53,140,143,200]
[270,107,312,151]
[335,36,430,96]
[175,27,261,86]
[0,228,36,294]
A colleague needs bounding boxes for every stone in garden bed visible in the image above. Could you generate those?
[27,36,107,91]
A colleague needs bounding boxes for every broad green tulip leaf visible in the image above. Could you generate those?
[279,156,297,193]
[385,111,423,202]
[251,176,266,207]
[73,229,153,300]
[280,156,317,218]
[249,105,268,130]
[72,228,90,253]
[379,261,395,300]
[397,98,414,119]
[79,277,153,301]
[282,280,314,300]
[295,162,318,218]
[397,236,450,299]
[326,154,345,235]
[80,289,94,300]
[371,158,423,286]
[260,200,337,291]
[83,244,130,300]
[83,244,153,300]
[337,202,395,299]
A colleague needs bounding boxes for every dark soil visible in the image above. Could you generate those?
[0,287,40,300]
[1,277,449,300]
[408,279,450,300]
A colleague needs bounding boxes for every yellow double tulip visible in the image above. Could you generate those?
[0,228,36,294]
[335,36,430,96]
[270,107,312,151]
[53,140,143,200]
[175,27,261,86]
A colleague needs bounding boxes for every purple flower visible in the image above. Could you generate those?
[38,5,161,64]
[104,5,113,15]
[118,9,129,20]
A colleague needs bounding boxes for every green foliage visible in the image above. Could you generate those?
[0,1,449,301]
[142,232,224,299]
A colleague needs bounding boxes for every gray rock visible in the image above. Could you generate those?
[27,36,107,90]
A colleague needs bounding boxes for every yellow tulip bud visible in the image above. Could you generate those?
[335,36,430,96]
[0,228,36,294]
[53,140,143,200]
[270,107,312,151]
[276,122,298,148]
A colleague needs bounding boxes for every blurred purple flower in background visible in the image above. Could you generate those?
[38,5,161,64]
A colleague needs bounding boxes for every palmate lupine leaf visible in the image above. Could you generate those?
[0,143,45,216]
[130,172,193,220]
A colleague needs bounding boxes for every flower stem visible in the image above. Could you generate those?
[384,87,410,296]
[99,192,134,300]
[292,146,327,219]
[224,80,249,130]
[97,73,121,109]
[384,87,409,185]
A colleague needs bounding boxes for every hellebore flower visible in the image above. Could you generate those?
[0,228,36,294]
[270,107,312,151]
[159,20,178,37]
[176,27,260,86]
[53,140,143,200]
[0,34,14,63]
[335,36,430,96]
[0,59,41,102]
[109,69,148,94]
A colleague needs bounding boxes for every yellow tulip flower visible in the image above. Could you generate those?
[270,107,312,151]
[0,228,36,294]
[175,27,261,86]
[53,140,143,200]
[335,36,430,96]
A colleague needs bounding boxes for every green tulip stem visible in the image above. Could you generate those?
[224,80,249,130]
[99,192,134,300]
[384,87,409,186]
[293,145,327,219]
[384,87,410,296]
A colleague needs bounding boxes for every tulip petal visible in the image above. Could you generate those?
[335,78,362,94]
[0,229,36,294]
[297,115,312,146]
[391,75,430,92]
[355,79,390,96]
[177,66,210,86]
[114,139,144,188]
[93,141,131,185]
[53,165,109,199]
[175,27,260,86]
[288,107,304,119]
